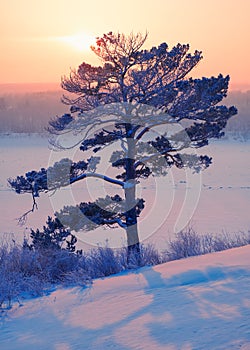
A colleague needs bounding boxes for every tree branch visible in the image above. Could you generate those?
[134,150,177,168]
[17,193,38,225]
[135,120,175,141]
[135,126,150,140]
[70,172,125,187]
[102,218,127,228]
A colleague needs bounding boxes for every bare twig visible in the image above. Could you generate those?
[16,193,38,226]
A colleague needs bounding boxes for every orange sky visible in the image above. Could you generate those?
[1,0,250,90]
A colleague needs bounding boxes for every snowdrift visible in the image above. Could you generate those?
[1,245,250,349]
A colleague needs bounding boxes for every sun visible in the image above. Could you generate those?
[59,32,96,52]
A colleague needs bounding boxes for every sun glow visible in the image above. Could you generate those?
[58,32,96,52]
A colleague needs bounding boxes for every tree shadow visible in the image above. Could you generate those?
[1,264,250,349]
[141,265,250,349]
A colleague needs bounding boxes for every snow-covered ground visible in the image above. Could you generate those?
[0,133,250,250]
[1,245,250,349]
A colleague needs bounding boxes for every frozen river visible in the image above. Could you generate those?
[0,133,249,250]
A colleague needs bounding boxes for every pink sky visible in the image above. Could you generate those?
[1,0,249,90]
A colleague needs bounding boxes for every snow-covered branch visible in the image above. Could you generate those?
[101,218,127,228]
[70,172,124,187]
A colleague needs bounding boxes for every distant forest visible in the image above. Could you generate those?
[0,90,65,133]
[0,88,249,140]
[223,91,250,140]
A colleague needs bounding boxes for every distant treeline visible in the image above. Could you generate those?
[0,90,65,133]
[0,89,250,139]
[223,91,250,140]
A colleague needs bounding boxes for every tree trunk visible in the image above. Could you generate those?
[124,125,141,266]
[125,185,140,266]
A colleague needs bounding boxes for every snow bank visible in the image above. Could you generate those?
[1,245,250,349]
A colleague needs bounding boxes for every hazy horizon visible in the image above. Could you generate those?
[1,81,250,94]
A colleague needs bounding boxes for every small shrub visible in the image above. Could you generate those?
[83,246,125,278]
[137,244,162,267]
[0,243,46,308]
[164,228,203,260]
[28,216,77,252]
[164,229,250,261]
[0,241,87,308]
[60,269,92,287]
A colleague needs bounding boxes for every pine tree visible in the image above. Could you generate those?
[9,32,237,265]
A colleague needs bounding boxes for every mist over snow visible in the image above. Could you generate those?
[0,87,249,139]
